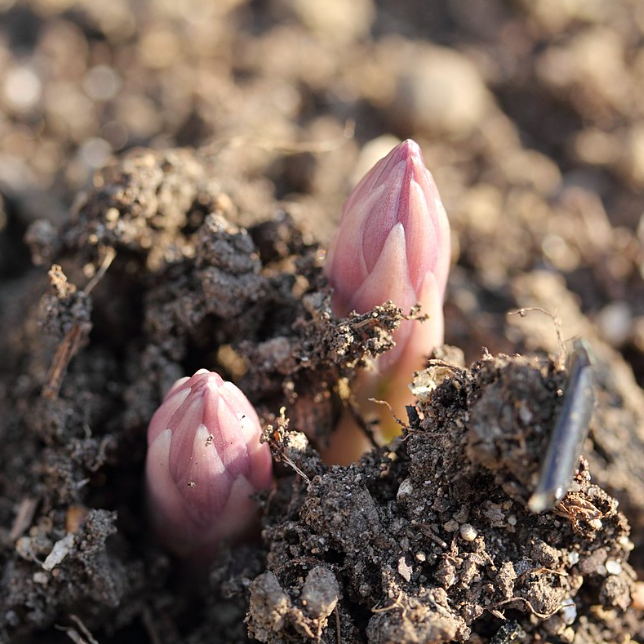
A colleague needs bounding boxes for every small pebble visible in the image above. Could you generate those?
[42,533,74,571]
[560,597,577,625]
[460,523,478,541]
[32,571,49,585]
[597,302,631,347]
[281,0,375,43]
[631,581,644,611]
[397,557,413,582]
[3,66,42,111]
[83,65,122,102]
[391,45,490,138]
[396,478,414,501]
[15,536,36,561]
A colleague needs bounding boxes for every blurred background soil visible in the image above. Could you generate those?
[2,0,644,642]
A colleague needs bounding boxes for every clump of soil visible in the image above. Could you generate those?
[250,350,638,643]
[1,147,642,643]
[3,3,644,641]
[0,147,406,643]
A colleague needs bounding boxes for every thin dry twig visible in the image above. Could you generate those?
[54,626,86,644]
[266,408,311,485]
[417,523,449,549]
[69,616,100,644]
[8,497,38,542]
[507,306,565,356]
[203,120,355,157]
[55,615,100,644]
[42,247,116,400]
[372,590,405,615]
[491,596,558,620]
[84,246,116,295]
[42,324,85,400]
[368,397,407,431]
[141,606,163,644]
[334,605,342,644]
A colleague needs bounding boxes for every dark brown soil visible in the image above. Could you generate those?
[2,1,644,643]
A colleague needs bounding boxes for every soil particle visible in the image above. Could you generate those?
[3,509,129,633]
[255,348,638,643]
[466,352,565,503]
[389,44,493,139]
[3,140,644,643]
[247,566,340,642]
[39,265,92,340]
[247,571,292,642]
[61,149,216,270]
[366,588,466,644]
[3,1,644,642]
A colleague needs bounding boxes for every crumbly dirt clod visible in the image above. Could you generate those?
[246,566,340,642]
[2,140,644,643]
[256,350,637,643]
[3,2,644,636]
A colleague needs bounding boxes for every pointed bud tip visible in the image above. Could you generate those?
[188,369,225,392]
[325,137,450,373]
[400,138,422,157]
[386,139,423,166]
